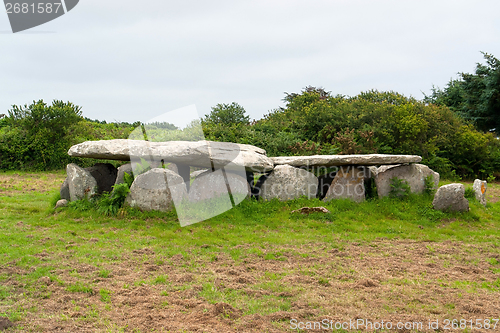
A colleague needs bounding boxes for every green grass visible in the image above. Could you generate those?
[1,184,498,271]
[66,282,94,294]
[1,171,500,329]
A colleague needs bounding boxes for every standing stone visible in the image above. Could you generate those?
[374,164,439,197]
[323,166,367,203]
[259,165,318,201]
[60,178,70,201]
[189,170,250,203]
[126,168,187,212]
[114,163,133,186]
[473,179,487,207]
[85,163,118,193]
[432,183,469,212]
[66,163,97,201]
[176,163,191,191]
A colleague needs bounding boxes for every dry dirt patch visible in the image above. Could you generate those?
[0,172,65,196]
[2,240,499,332]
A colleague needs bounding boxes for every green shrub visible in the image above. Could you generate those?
[96,183,130,216]
[123,172,134,188]
[464,187,476,200]
[0,100,134,171]
[389,177,411,198]
[424,175,436,195]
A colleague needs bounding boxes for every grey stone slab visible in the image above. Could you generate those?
[188,170,250,203]
[66,163,97,201]
[323,166,366,203]
[125,168,187,212]
[271,154,422,167]
[68,139,273,172]
[60,178,70,201]
[374,164,439,198]
[259,165,318,201]
[432,183,469,212]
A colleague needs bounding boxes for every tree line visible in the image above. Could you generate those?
[1,53,499,179]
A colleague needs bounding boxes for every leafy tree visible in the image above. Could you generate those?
[8,99,82,136]
[425,52,500,133]
[203,102,250,125]
[424,80,465,111]
[146,121,178,130]
[460,52,500,133]
[283,86,332,103]
[1,100,83,170]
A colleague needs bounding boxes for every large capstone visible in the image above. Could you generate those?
[68,139,274,172]
[125,168,187,212]
[432,183,469,212]
[323,166,368,203]
[374,164,439,197]
[473,179,487,207]
[271,154,422,167]
[66,163,97,201]
[259,165,318,201]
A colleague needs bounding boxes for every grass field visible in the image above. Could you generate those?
[1,171,500,332]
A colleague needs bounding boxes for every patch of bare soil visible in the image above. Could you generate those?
[2,240,500,332]
[0,317,14,330]
[0,172,65,196]
[486,182,500,204]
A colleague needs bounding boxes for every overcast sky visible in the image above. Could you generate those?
[1,0,500,127]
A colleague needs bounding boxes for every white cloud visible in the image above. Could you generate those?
[1,0,499,122]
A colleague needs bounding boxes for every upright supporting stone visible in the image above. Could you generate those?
[66,163,97,201]
[60,178,70,201]
[374,164,439,197]
[260,165,318,201]
[189,170,250,203]
[126,168,187,212]
[323,166,366,203]
[473,179,487,207]
[176,163,191,191]
[85,163,117,194]
[114,163,133,186]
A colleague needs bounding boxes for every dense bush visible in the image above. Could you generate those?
[203,102,250,126]
[1,100,81,170]
[0,100,134,171]
[3,88,500,180]
[203,88,500,179]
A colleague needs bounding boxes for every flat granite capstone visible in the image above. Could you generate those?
[68,139,274,172]
[270,154,422,167]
